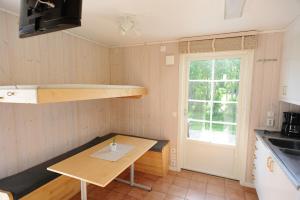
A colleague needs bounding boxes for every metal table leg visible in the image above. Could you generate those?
[81,180,87,200]
[115,163,152,191]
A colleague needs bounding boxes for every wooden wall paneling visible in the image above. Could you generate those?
[0,11,111,179]
[245,32,283,183]
[0,104,17,177]
[0,11,11,85]
[159,43,179,146]
[109,44,179,170]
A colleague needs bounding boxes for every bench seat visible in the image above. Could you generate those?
[0,133,169,200]
[0,134,115,200]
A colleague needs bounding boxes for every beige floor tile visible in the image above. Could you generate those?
[207,183,225,197]
[128,188,149,199]
[167,184,188,198]
[189,180,206,191]
[205,194,225,200]
[225,187,245,200]
[105,191,126,200]
[191,173,209,183]
[113,182,132,194]
[156,175,175,184]
[70,170,258,200]
[186,188,206,200]
[207,176,225,186]
[164,194,185,200]
[245,192,259,200]
[173,176,190,188]
[145,191,166,200]
[225,179,242,190]
[153,182,171,193]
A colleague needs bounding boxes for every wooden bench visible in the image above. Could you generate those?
[135,142,169,176]
[0,133,169,200]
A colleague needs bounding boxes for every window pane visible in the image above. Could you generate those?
[214,82,239,102]
[188,102,211,120]
[189,82,211,100]
[215,58,240,80]
[212,123,236,135]
[189,121,210,141]
[212,103,237,123]
[190,60,212,80]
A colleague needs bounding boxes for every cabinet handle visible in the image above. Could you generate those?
[7,91,15,96]
[267,156,274,172]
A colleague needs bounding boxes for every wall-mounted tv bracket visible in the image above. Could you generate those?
[34,0,55,9]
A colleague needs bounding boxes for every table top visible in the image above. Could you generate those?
[47,135,157,187]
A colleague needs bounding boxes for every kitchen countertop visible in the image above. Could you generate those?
[255,129,300,189]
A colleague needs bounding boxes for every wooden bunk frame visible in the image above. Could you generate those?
[0,84,147,104]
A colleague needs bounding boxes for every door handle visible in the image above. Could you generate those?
[267,156,274,172]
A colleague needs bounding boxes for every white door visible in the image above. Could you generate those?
[181,52,253,180]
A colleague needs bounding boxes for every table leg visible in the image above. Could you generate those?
[81,180,87,200]
[115,163,152,191]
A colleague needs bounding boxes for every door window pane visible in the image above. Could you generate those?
[212,103,237,123]
[188,102,211,121]
[214,82,239,102]
[212,123,236,135]
[189,82,211,100]
[190,60,212,80]
[189,121,211,142]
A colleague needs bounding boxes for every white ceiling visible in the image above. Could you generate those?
[1,0,300,46]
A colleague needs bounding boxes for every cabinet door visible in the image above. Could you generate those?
[254,137,300,200]
[280,16,300,105]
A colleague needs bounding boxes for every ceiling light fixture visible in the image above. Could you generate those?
[224,0,247,19]
[119,16,141,36]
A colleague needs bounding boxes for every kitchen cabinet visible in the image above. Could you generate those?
[254,136,300,200]
[280,16,300,105]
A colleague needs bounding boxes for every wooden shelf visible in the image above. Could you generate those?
[0,84,147,104]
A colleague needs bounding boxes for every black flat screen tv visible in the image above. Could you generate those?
[19,0,82,38]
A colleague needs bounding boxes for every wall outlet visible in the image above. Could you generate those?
[266,111,275,127]
[171,160,176,167]
[267,118,275,127]
[171,147,176,154]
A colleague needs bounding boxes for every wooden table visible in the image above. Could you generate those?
[47,135,157,200]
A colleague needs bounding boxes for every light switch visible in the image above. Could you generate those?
[166,55,175,65]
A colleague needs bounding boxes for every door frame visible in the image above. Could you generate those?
[177,50,254,186]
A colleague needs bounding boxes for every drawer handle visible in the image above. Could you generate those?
[7,91,15,96]
[267,156,274,172]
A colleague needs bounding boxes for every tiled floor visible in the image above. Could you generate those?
[70,170,259,200]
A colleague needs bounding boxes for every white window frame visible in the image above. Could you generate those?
[177,50,254,186]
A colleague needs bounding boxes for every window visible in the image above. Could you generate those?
[188,58,240,145]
